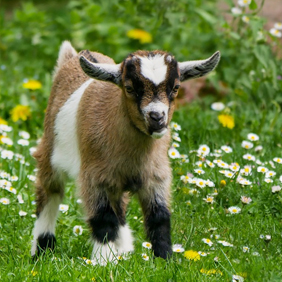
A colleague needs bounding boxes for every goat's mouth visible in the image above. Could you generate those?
[149,124,168,139]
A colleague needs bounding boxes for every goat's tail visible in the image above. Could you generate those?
[53,41,77,79]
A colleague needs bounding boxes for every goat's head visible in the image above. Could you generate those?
[80,50,220,139]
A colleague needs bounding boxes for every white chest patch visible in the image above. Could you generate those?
[51,79,93,178]
[139,55,167,85]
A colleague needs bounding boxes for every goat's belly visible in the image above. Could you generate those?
[51,79,93,178]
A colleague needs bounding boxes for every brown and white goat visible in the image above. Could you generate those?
[31,41,220,264]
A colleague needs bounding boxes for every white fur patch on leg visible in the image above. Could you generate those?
[91,241,118,266]
[115,224,134,254]
[31,194,61,256]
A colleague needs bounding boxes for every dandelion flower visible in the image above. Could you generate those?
[168,147,180,159]
[211,102,225,111]
[202,238,213,246]
[142,242,152,249]
[170,122,181,131]
[220,180,226,187]
[127,29,152,44]
[141,253,149,261]
[228,206,241,214]
[241,141,253,149]
[0,197,10,205]
[241,196,252,204]
[200,268,223,275]
[172,244,184,253]
[218,114,235,129]
[184,250,200,261]
[247,133,259,141]
[10,105,31,122]
[22,79,42,90]
[272,185,281,193]
[59,204,69,213]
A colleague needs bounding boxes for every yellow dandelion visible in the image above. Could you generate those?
[30,270,38,276]
[10,105,31,122]
[184,250,200,261]
[127,29,152,44]
[0,118,8,125]
[22,79,42,90]
[220,180,226,187]
[218,114,235,129]
[200,268,223,275]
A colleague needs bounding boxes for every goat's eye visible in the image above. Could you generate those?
[173,85,180,92]
[125,86,134,93]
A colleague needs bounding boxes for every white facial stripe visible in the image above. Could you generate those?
[142,101,169,123]
[139,55,167,85]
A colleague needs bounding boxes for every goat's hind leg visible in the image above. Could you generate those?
[31,148,64,257]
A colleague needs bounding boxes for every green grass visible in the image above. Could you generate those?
[1,96,282,281]
[1,0,282,281]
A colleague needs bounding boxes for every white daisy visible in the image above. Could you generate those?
[271,185,281,193]
[238,0,251,7]
[197,144,210,157]
[172,244,184,253]
[142,253,149,261]
[203,196,214,204]
[243,154,255,161]
[202,238,213,246]
[241,140,254,149]
[73,225,83,236]
[17,139,29,146]
[211,102,225,111]
[228,206,241,214]
[231,7,242,15]
[0,197,10,205]
[221,145,233,153]
[142,242,152,249]
[270,28,282,38]
[194,168,205,175]
[19,210,27,217]
[170,122,181,131]
[19,131,30,140]
[257,166,269,173]
[247,133,259,141]
[241,196,252,204]
[196,178,206,188]
[265,171,276,178]
[273,157,282,164]
[168,147,180,159]
[59,204,69,213]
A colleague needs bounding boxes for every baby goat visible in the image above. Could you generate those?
[31,41,220,264]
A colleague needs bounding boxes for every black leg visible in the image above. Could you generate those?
[145,203,172,259]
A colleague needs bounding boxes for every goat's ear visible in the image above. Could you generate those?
[178,51,220,82]
[79,55,122,85]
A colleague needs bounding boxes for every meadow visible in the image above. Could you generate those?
[1,0,282,281]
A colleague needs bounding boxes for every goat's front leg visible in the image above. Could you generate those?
[138,180,172,259]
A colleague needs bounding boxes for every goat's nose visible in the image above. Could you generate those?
[149,111,165,122]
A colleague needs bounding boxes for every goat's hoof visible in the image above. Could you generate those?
[34,233,56,258]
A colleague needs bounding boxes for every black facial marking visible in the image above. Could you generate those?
[124,59,144,107]
[166,58,179,100]
[145,204,172,259]
[36,233,56,256]
[124,176,143,192]
[89,199,125,243]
